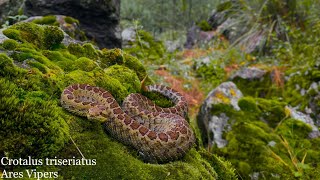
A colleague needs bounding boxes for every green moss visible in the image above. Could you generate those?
[197,20,212,31]
[2,29,22,42]
[67,43,98,59]
[217,121,280,179]
[82,43,98,59]
[239,97,286,127]
[238,161,251,176]
[104,65,140,93]
[64,16,79,25]
[32,15,58,25]
[276,118,312,140]
[256,98,286,126]
[27,61,49,74]
[238,97,261,113]
[42,50,76,71]
[142,91,175,108]
[208,94,318,179]
[0,53,24,77]
[2,39,19,50]
[3,22,43,48]
[95,73,129,102]
[0,78,69,158]
[73,57,98,72]
[233,75,283,98]
[123,52,148,81]
[100,48,124,68]
[3,22,64,50]
[64,70,96,86]
[43,26,64,49]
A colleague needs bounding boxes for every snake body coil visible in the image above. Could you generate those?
[61,84,195,162]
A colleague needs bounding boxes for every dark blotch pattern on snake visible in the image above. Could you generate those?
[61,84,195,163]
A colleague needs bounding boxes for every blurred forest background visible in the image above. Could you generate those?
[121,0,218,39]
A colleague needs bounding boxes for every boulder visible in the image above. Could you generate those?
[184,25,215,49]
[22,15,91,47]
[0,28,9,44]
[121,27,136,48]
[230,67,267,80]
[24,0,121,48]
[0,0,121,48]
[285,106,320,138]
[197,82,243,147]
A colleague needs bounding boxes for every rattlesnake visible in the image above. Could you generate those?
[61,84,195,163]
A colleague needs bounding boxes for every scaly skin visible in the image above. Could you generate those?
[61,84,195,163]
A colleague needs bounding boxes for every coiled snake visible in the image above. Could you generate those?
[61,84,195,163]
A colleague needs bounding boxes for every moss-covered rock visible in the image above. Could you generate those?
[73,57,98,72]
[2,39,19,50]
[104,65,141,93]
[30,15,87,41]
[32,15,59,25]
[3,22,64,49]
[198,81,319,179]
[99,48,124,68]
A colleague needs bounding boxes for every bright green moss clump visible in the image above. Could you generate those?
[3,22,64,49]
[104,65,141,93]
[0,78,69,158]
[100,48,124,68]
[239,97,286,127]
[197,20,212,31]
[64,16,79,25]
[0,53,21,76]
[2,39,19,50]
[32,15,58,25]
[68,43,99,59]
[43,25,64,49]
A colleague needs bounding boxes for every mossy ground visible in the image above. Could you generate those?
[0,22,236,179]
[191,21,320,178]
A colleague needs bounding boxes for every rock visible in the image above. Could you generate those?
[121,27,136,48]
[208,1,267,53]
[0,0,121,48]
[285,106,320,138]
[165,40,182,53]
[197,82,243,147]
[184,25,215,49]
[0,28,9,44]
[208,9,228,29]
[208,113,231,148]
[0,0,122,48]
[230,67,267,80]
[22,15,93,47]
[184,25,200,49]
